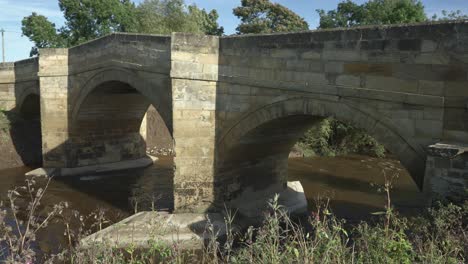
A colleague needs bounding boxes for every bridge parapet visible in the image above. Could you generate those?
[0,62,15,110]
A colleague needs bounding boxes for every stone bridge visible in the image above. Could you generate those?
[1,21,467,212]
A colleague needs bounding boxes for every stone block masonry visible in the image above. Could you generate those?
[171,33,219,212]
[38,49,69,168]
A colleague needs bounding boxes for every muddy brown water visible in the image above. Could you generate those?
[0,155,425,255]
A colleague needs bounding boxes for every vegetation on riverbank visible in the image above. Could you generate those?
[295,118,386,158]
[0,175,466,263]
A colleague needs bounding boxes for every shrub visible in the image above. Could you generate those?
[297,118,386,158]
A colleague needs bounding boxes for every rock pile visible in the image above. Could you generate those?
[146,147,175,156]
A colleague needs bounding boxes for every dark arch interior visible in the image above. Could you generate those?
[20,94,40,120]
[70,81,172,167]
[74,81,151,136]
[9,93,42,166]
[217,115,322,199]
[216,113,417,208]
[52,81,175,212]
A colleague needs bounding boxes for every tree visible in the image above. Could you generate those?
[136,0,223,35]
[22,0,224,56]
[21,13,67,56]
[22,0,137,55]
[317,0,426,29]
[58,0,138,44]
[432,10,468,21]
[233,0,309,34]
[188,5,224,36]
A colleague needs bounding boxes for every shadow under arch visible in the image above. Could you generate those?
[52,69,175,211]
[66,67,173,167]
[215,96,427,204]
[7,93,43,166]
[70,67,173,132]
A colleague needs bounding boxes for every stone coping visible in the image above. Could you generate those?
[25,155,157,177]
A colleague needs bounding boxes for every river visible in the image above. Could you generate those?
[0,155,425,255]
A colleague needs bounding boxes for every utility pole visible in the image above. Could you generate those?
[0,28,4,63]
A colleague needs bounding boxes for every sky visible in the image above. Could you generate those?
[1,0,467,62]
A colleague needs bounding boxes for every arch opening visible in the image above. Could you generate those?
[70,81,172,167]
[215,98,426,209]
[217,115,323,196]
[8,93,43,166]
[19,94,40,120]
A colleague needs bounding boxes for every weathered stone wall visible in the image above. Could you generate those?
[38,49,69,167]
[171,33,219,212]
[0,62,15,110]
[0,59,39,111]
[14,58,39,112]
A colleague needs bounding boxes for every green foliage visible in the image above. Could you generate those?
[22,0,137,56]
[136,0,197,35]
[136,0,223,35]
[188,5,224,36]
[58,0,138,43]
[233,0,309,34]
[355,221,415,263]
[298,118,386,158]
[317,0,427,29]
[432,10,468,21]
[22,0,223,56]
[21,13,67,56]
[1,177,466,263]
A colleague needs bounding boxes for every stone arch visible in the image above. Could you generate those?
[68,67,173,167]
[216,96,426,198]
[16,87,40,119]
[70,67,172,131]
[10,89,42,166]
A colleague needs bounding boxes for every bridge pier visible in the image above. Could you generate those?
[424,143,468,203]
[38,49,71,168]
[171,34,219,212]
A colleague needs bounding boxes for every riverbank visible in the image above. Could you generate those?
[1,174,466,263]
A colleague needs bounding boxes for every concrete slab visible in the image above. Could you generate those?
[81,211,230,249]
[25,155,158,177]
[80,181,308,249]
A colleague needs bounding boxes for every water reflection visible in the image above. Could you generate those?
[288,155,426,221]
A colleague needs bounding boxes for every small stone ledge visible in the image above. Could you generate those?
[25,155,158,177]
[427,143,468,158]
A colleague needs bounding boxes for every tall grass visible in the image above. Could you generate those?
[0,175,466,263]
